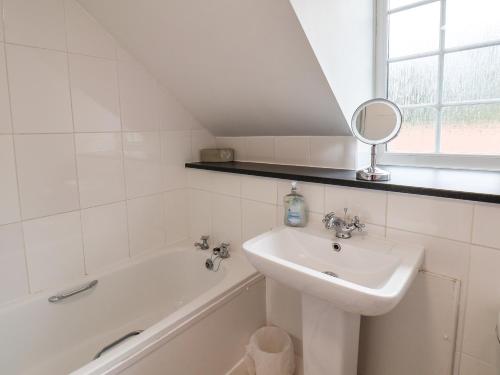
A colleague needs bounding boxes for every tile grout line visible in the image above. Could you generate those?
[0,188,187,230]
[2,40,116,61]
[114,45,133,259]
[1,3,33,294]
[63,0,88,277]
[454,203,475,375]
[384,191,389,238]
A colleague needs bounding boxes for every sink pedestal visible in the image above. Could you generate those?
[302,294,360,375]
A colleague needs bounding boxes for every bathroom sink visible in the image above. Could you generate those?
[242,226,424,316]
[243,226,423,374]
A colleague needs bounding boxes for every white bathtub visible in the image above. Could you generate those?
[0,243,263,375]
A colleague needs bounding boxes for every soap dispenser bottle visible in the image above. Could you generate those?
[284,181,307,227]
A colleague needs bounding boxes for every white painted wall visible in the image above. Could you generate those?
[0,0,215,303]
[289,0,375,122]
[77,0,368,137]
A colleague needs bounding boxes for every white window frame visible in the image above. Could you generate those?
[375,0,500,171]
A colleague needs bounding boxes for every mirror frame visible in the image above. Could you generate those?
[350,98,403,146]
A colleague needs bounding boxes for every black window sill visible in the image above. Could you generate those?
[185,161,500,204]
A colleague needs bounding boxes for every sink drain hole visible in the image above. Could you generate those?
[323,271,338,278]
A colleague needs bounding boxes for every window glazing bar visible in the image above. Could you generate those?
[388,50,440,63]
[388,0,439,14]
[388,39,500,64]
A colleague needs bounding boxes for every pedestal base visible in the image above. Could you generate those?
[302,294,361,375]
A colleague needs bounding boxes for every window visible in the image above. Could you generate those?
[376,0,500,169]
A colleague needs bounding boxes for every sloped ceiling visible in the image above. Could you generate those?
[78,0,371,136]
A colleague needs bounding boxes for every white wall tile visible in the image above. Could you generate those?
[164,190,189,245]
[325,185,387,226]
[81,202,128,274]
[356,140,371,169]
[0,0,3,41]
[211,172,241,197]
[462,246,500,366]
[188,189,211,242]
[69,54,121,132]
[191,129,216,161]
[309,136,357,170]
[3,0,66,50]
[0,45,12,134]
[460,353,496,375]
[266,278,302,339]
[277,180,324,214]
[118,59,159,131]
[64,0,116,59]
[75,133,125,208]
[386,228,470,280]
[115,45,133,62]
[0,223,29,304]
[242,199,276,242]
[127,194,165,256]
[187,169,213,191]
[23,211,84,292]
[285,207,324,232]
[162,130,191,191]
[359,273,459,375]
[275,136,310,165]
[241,175,277,204]
[158,88,200,131]
[0,136,20,225]
[472,203,500,250]
[15,134,79,219]
[387,193,473,242]
[245,136,275,162]
[216,137,247,160]
[211,193,242,250]
[123,132,164,198]
[7,45,73,133]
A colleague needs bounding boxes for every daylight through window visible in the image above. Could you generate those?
[382,0,500,155]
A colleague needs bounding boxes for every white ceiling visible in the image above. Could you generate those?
[79,0,372,136]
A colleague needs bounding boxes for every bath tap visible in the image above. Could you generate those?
[205,242,230,271]
[194,235,210,250]
[323,209,365,239]
[213,242,230,259]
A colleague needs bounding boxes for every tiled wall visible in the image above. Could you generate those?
[0,0,215,305]
[188,167,500,375]
[0,2,498,375]
[216,136,368,169]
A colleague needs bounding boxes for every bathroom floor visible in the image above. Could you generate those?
[228,356,304,375]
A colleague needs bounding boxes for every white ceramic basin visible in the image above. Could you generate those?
[243,226,423,316]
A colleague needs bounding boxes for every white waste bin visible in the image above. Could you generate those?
[245,326,295,375]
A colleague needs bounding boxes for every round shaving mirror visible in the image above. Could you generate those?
[351,98,402,181]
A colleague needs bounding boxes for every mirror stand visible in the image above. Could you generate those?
[356,145,390,181]
[351,98,402,182]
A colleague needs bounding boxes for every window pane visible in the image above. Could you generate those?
[389,3,440,58]
[441,104,500,155]
[389,0,423,10]
[442,46,500,102]
[388,56,438,106]
[446,0,500,48]
[388,107,436,153]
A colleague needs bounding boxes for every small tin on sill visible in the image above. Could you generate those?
[200,148,234,162]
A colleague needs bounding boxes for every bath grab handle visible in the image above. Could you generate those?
[48,280,98,303]
[93,330,144,360]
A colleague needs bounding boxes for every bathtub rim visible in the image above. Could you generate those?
[0,240,228,312]
[67,245,260,375]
